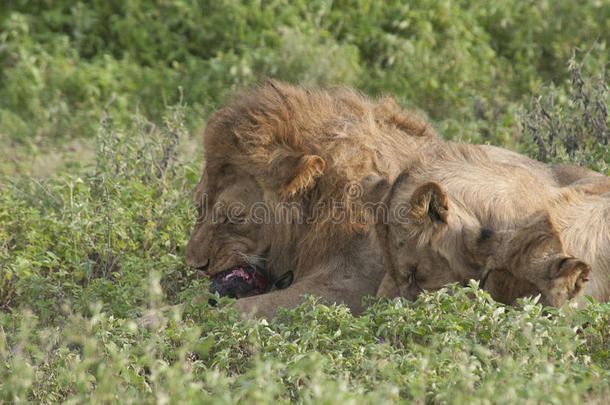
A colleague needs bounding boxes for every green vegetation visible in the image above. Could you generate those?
[1,1,609,152]
[0,1,608,403]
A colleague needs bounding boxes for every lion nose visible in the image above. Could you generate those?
[186,252,210,270]
[195,258,210,271]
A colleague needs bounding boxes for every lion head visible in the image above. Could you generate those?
[186,80,437,284]
[185,167,269,276]
[482,213,590,306]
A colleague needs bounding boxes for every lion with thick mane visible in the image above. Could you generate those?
[186,80,605,318]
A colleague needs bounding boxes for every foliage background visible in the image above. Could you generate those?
[0,1,608,403]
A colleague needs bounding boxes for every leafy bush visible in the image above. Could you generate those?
[522,48,609,173]
[0,103,196,319]
[1,284,608,402]
[1,0,608,146]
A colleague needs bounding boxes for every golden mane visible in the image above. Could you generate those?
[199,80,438,274]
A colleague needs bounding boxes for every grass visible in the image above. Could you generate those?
[0,1,609,403]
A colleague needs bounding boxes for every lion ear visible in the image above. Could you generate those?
[359,173,390,204]
[274,153,326,198]
[409,182,449,225]
[548,257,591,300]
[549,257,590,281]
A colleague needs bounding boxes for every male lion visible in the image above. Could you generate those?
[362,152,609,306]
[186,80,605,318]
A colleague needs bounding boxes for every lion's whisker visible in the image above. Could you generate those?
[235,251,268,267]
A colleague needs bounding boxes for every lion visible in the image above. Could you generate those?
[362,153,609,306]
[186,80,606,318]
[186,81,438,318]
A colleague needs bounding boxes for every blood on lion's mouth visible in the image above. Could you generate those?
[208,263,269,305]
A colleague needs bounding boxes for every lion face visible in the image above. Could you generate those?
[387,236,460,300]
[385,181,467,300]
[186,144,328,279]
[483,213,591,306]
[185,165,269,276]
[360,173,468,300]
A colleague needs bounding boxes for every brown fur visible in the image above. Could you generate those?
[367,150,608,306]
[539,190,610,303]
[187,80,439,318]
[365,145,563,300]
[481,213,592,306]
[186,80,606,318]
